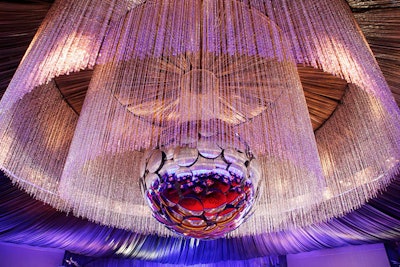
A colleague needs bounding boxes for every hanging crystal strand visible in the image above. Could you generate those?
[201,0,209,139]
[184,0,198,148]
[214,0,224,146]
[58,0,315,236]
[218,1,230,147]
[316,84,400,222]
[216,0,225,146]
[200,0,207,140]
[222,1,324,235]
[59,65,158,231]
[255,0,322,234]
[239,3,260,236]
[292,0,319,67]
[215,0,223,140]
[297,0,399,223]
[1,0,137,107]
[60,1,163,233]
[164,0,180,148]
[279,0,305,63]
[226,4,322,235]
[56,0,399,237]
[0,0,140,210]
[0,81,77,210]
[226,1,238,144]
[274,0,399,226]
[234,1,252,153]
[241,0,399,230]
[160,0,172,145]
[175,0,187,146]
[162,0,174,148]
[142,4,161,149]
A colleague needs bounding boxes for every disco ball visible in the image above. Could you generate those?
[140,139,261,239]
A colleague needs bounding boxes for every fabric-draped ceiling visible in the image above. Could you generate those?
[0,174,399,264]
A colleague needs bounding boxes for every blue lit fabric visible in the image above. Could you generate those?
[0,173,399,265]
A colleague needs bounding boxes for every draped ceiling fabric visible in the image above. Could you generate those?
[0,0,400,265]
[0,175,399,264]
[1,0,399,237]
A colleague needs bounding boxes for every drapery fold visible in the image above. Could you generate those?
[1,174,399,264]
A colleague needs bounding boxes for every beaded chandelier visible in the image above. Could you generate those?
[0,0,399,239]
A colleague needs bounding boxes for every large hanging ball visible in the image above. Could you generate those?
[140,137,261,239]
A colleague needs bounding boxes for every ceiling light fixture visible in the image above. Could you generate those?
[0,0,398,239]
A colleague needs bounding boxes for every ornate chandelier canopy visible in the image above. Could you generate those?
[0,0,399,239]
